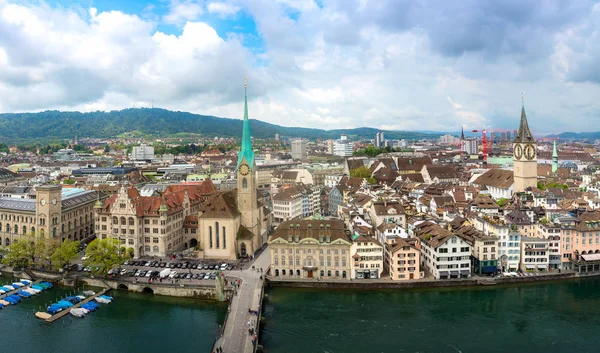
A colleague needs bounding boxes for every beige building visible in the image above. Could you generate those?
[95,182,215,258]
[520,236,550,272]
[268,219,352,279]
[513,104,537,192]
[388,238,422,280]
[350,235,384,279]
[0,185,97,246]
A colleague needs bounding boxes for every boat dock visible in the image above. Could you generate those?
[0,280,42,299]
[43,288,111,323]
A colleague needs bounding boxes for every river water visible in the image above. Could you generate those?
[0,275,226,353]
[260,278,600,353]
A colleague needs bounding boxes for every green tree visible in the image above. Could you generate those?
[496,198,509,207]
[127,247,135,259]
[83,238,123,274]
[350,166,372,178]
[1,233,52,268]
[63,178,76,185]
[50,239,80,270]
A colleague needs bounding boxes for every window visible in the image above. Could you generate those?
[144,245,150,252]
[209,226,213,248]
[215,222,220,248]
[153,237,159,243]
[153,246,159,252]
[145,237,150,243]
[222,226,226,249]
[281,256,286,266]
[242,178,248,189]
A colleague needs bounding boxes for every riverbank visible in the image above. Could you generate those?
[266,270,600,290]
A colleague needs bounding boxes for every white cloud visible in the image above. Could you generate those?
[207,2,240,16]
[1,0,600,134]
[163,0,203,24]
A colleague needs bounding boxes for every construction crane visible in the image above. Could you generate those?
[471,129,488,163]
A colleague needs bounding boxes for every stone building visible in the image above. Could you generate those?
[0,185,97,246]
[94,182,216,258]
[268,219,352,279]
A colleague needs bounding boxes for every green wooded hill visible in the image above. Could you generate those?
[0,108,440,141]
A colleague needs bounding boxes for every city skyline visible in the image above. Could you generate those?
[1,1,600,133]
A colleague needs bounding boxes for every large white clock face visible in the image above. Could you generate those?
[40,198,46,206]
[514,145,523,160]
[524,144,536,160]
[240,163,250,176]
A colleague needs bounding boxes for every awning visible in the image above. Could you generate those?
[525,265,534,269]
[303,266,318,270]
[439,271,449,277]
[460,270,470,275]
[581,253,600,261]
[537,265,546,269]
[450,270,459,275]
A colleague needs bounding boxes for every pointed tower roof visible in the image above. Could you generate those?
[460,126,465,139]
[237,80,255,169]
[514,104,535,143]
[552,140,558,158]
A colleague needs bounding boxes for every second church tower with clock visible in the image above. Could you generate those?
[513,101,537,193]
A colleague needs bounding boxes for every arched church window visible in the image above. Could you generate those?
[242,178,248,189]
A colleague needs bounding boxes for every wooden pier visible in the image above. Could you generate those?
[42,288,111,323]
[0,280,42,299]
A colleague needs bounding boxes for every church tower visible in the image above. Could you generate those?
[552,140,559,173]
[237,80,257,212]
[513,101,537,192]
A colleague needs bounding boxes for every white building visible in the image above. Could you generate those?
[272,184,320,224]
[132,145,155,161]
[462,139,479,155]
[334,140,353,157]
[324,174,343,188]
[536,223,562,270]
[291,139,307,161]
[440,134,459,145]
[520,236,550,272]
[416,222,472,279]
[471,216,521,272]
[350,235,384,279]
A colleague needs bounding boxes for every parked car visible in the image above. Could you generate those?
[185,273,193,280]
[220,263,228,271]
[204,273,211,280]
[210,272,217,280]
[227,265,233,271]
[169,271,178,279]
[160,263,166,268]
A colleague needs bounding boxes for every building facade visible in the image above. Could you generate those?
[268,220,352,279]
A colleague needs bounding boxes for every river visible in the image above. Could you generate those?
[0,275,226,353]
[260,278,600,353]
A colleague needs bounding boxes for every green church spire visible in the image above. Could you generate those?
[237,79,255,169]
[552,140,559,173]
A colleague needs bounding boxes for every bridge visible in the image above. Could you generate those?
[213,247,271,353]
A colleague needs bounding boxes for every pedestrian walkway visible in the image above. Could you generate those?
[213,247,270,353]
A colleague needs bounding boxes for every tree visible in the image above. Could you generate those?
[350,166,372,178]
[83,238,123,274]
[50,239,80,270]
[496,198,509,207]
[1,233,53,268]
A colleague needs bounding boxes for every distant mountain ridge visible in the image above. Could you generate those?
[0,108,441,142]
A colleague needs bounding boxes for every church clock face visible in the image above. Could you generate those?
[514,145,523,160]
[524,144,536,160]
[239,163,250,176]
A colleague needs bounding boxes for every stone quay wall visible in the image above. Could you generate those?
[267,272,600,290]
[72,277,232,301]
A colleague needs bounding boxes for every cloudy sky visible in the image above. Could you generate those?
[1,0,599,134]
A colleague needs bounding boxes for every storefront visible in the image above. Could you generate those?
[355,269,379,279]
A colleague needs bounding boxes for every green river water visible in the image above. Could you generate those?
[4,274,600,353]
[0,275,226,353]
[260,278,600,353]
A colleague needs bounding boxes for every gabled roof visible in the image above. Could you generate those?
[268,219,351,244]
[200,191,240,219]
[424,164,460,180]
[474,169,514,189]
